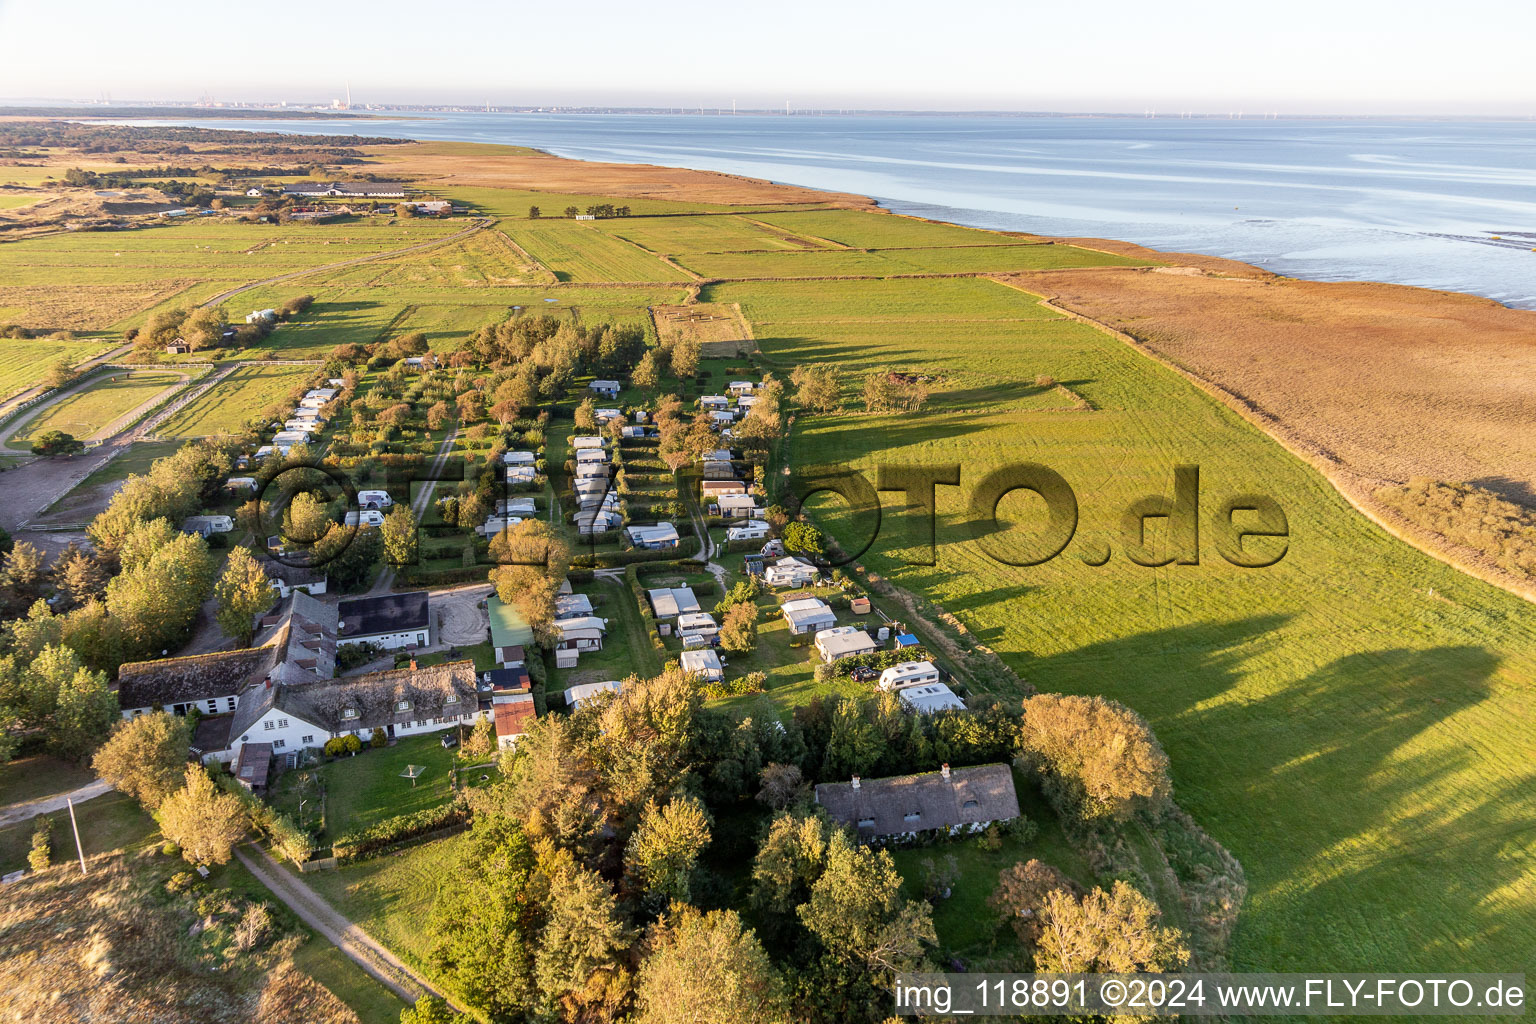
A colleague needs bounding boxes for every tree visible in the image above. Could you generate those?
[53,547,107,608]
[631,350,660,391]
[1015,693,1172,823]
[28,816,52,871]
[756,763,807,811]
[625,795,711,907]
[105,521,216,659]
[315,522,381,590]
[38,645,116,762]
[45,357,77,390]
[157,765,248,866]
[1,540,47,600]
[427,401,451,430]
[671,338,700,380]
[782,521,824,556]
[791,364,842,413]
[215,547,273,646]
[988,858,1078,950]
[534,847,629,1014]
[634,905,786,1024]
[564,206,579,218]
[31,429,83,457]
[528,206,541,219]
[283,491,330,544]
[1033,881,1189,974]
[92,711,192,809]
[428,815,541,1019]
[750,809,833,914]
[797,831,935,974]
[399,996,469,1024]
[381,504,419,566]
[574,397,597,431]
[717,600,758,654]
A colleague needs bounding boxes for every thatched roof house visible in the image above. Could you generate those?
[814,763,1019,841]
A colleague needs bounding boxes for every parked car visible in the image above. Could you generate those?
[851,666,878,682]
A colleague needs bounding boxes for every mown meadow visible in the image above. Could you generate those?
[707,272,1536,976]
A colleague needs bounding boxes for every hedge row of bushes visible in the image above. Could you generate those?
[214,774,315,864]
[332,801,468,862]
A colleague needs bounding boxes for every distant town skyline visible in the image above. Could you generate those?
[1,0,1533,116]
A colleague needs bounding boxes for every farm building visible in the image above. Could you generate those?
[814,626,877,663]
[233,742,273,792]
[496,497,538,516]
[648,586,701,619]
[627,523,680,550]
[489,596,535,666]
[764,556,819,588]
[781,597,836,635]
[679,649,723,683]
[503,450,537,466]
[702,460,737,481]
[590,379,621,397]
[571,435,606,450]
[506,465,538,484]
[814,763,1019,843]
[337,591,430,649]
[281,181,408,198]
[228,659,478,762]
[879,660,941,692]
[701,479,747,498]
[717,493,761,518]
[264,562,328,598]
[566,680,622,709]
[898,683,967,715]
[727,381,756,396]
[493,692,537,749]
[709,410,736,428]
[699,395,729,411]
[576,447,608,464]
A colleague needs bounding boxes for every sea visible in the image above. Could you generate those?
[113,112,1536,309]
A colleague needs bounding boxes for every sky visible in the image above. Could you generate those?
[1,0,1533,115]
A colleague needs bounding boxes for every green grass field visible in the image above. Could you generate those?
[754,208,1046,248]
[268,734,458,842]
[10,370,184,443]
[502,221,690,283]
[0,754,96,807]
[595,213,832,254]
[708,273,1536,976]
[675,242,1149,279]
[156,364,312,437]
[0,790,159,875]
[0,339,117,399]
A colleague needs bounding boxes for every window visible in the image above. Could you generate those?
[226,698,237,711]
[444,694,459,705]
[857,818,876,829]
[277,718,289,729]
[396,700,412,712]
[962,799,979,810]
[263,720,275,731]
[206,700,217,712]
[273,739,286,750]
[302,735,314,744]
[342,708,359,720]
[903,812,922,823]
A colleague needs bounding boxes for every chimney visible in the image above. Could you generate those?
[941,763,950,779]
[851,775,860,790]
[264,677,271,689]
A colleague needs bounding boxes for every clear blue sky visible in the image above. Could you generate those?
[1,0,1532,114]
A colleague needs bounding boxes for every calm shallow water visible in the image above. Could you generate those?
[119,113,1536,308]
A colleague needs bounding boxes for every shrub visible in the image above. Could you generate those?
[161,840,180,856]
[701,671,766,699]
[332,801,468,862]
[342,733,363,754]
[323,737,346,757]
[165,870,199,894]
[370,727,387,748]
[27,816,52,871]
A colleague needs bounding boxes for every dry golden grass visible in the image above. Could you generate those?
[652,301,752,356]
[1001,261,1536,597]
[360,140,874,207]
[0,852,359,1024]
[0,278,198,330]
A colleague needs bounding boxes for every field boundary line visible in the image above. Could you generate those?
[991,276,1536,605]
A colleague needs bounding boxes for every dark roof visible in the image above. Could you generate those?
[190,713,234,757]
[235,742,273,789]
[337,591,429,639]
[493,697,536,739]
[815,763,1019,838]
[246,660,478,737]
[484,667,530,692]
[117,646,277,710]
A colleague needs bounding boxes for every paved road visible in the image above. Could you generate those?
[0,779,114,828]
[234,842,455,1010]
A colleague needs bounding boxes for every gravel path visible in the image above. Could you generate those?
[0,779,113,828]
[234,842,456,1010]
